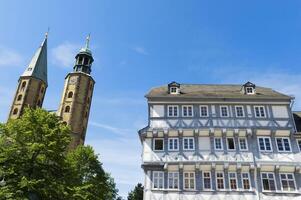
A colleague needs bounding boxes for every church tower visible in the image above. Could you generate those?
[57,35,95,149]
[8,34,48,120]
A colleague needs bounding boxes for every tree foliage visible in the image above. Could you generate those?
[0,108,118,200]
[127,183,143,200]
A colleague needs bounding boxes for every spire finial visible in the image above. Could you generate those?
[45,27,50,39]
[85,33,90,49]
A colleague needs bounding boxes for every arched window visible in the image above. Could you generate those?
[17,94,22,101]
[40,87,44,93]
[13,108,18,115]
[85,111,88,118]
[78,57,83,65]
[21,81,26,91]
[87,97,90,104]
[68,91,73,98]
[89,83,93,91]
[65,106,70,113]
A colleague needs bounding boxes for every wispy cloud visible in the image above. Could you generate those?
[0,47,23,67]
[50,42,80,67]
[89,121,134,136]
[133,46,149,55]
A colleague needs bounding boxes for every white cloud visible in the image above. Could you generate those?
[133,46,149,55]
[51,42,80,67]
[0,47,23,67]
[89,121,134,136]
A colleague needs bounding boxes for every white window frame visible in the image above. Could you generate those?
[239,137,248,151]
[200,105,209,117]
[216,172,225,190]
[254,106,266,118]
[228,172,238,191]
[167,105,179,117]
[279,173,297,192]
[297,139,301,152]
[183,137,195,150]
[182,105,193,117]
[241,172,251,190]
[214,137,223,150]
[261,172,276,192]
[257,137,273,152]
[170,87,178,94]
[153,171,164,189]
[235,106,245,117]
[168,172,179,189]
[183,172,195,190]
[246,87,255,94]
[227,137,236,151]
[220,106,229,117]
[168,138,179,151]
[202,171,212,190]
[275,137,292,152]
[153,138,164,151]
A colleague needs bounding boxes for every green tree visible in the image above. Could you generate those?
[127,183,143,200]
[0,108,118,200]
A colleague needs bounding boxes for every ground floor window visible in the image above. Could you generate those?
[153,171,164,189]
[229,172,237,190]
[242,172,251,190]
[184,172,195,190]
[280,173,296,191]
[168,172,179,189]
[261,173,276,191]
[203,171,211,190]
[216,172,225,190]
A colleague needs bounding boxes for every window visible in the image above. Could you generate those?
[13,108,18,115]
[167,105,178,117]
[297,140,301,152]
[214,138,223,150]
[280,173,296,191]
[261,173,276,191]
[276,137,291,152]
[153,171,164,189]
[21,81,26,91]
[183,137,194,150]
[37,100,41,106]
[258,137,272,152]
[68,91,73,98]
[246,87,254,94]
[168,138,178,151]
[235,106,244,117]
[229,172,237,190]
[65,106,70,113]
[227,138,236,150]
[239,138,248,151]
[17,94,22,101]
[40,87,44,93]
[170,87,178,94]
[153,138,164,151]
[200,106,208,117]
[220,106,229,117]
[203,172,211,190]
[216,172,225,190]
[184,172,195,190]
[182,105,193,117]
[242,173,251,190]
[78,57,83,65]
[254,106,266,118]
[168,172,179,189]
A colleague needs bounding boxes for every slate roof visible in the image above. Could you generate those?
[21,35,47,85]
[146,83,292,100]
[293,112,301,133]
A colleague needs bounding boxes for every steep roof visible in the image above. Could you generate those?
[21,35,47,85]
[293,112,301,133]
[146,83,292,100]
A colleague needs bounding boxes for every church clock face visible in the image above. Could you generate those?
[69,76,77,85]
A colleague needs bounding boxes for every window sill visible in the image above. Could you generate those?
[263,190,300,194]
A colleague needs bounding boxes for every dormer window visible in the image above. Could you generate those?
[168,81,180,94]
[170,87,178,94]
[243,81,256,95]
[246,87,254,94]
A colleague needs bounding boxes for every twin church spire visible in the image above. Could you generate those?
[8,33,95,149]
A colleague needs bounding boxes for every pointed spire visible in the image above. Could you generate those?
[21,33,48,86]
[79,34,92,56]
[85,34,90,49]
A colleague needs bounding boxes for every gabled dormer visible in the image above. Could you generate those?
[168,81,180,94]
[242,81,256,95]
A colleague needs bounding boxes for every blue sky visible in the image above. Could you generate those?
[1,0,301,197]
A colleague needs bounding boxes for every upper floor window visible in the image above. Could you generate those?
[276,137,291,152]
[153,138,164,151]
[229,172,238,190]
[227,138,236,150]
[182,105,193,117]
[254,106,266,118]
[216,172,225,190]
[261,173,276,191]
[258,137,272,152]
[214,138,223,150]
[168,138,178,151]
[183,137,194,150]
[17,94,22,101]
[153,171,164,189]
[297,140,301,152]
[242,173,251,190]
[220,106,229,117]
[239,138,248,151]
[64,106,71,113]
[170,87,178,94]
[235,106,244,117]
[68,91,73,98]
[203,171,212,190]
[13,108,18,115]
[167,105,178,117]
[184,172,195,190]
[280,173,296,191]
[21,81,26,91]
[200,106,208,117]
[246,87,254,94]
[168,172,179,189]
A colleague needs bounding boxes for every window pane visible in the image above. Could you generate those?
[227,138,235,150]
[154,139,164,150]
